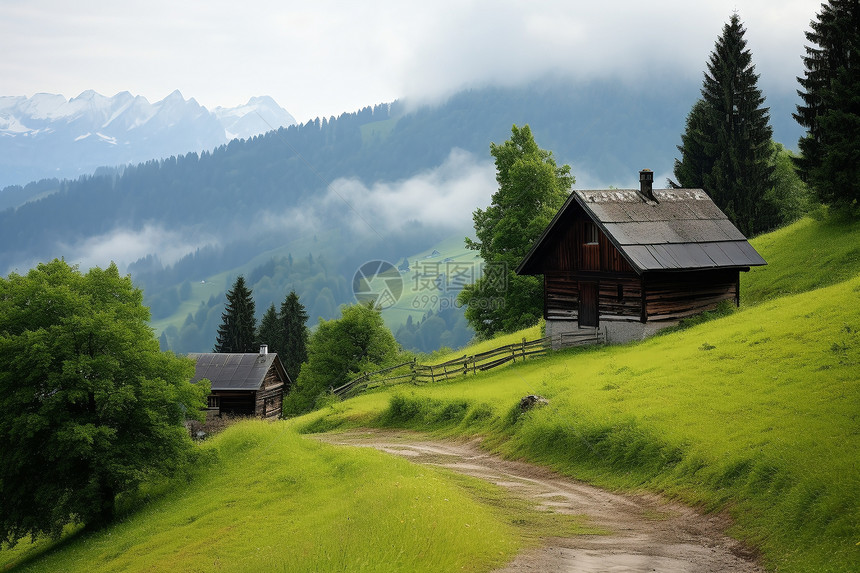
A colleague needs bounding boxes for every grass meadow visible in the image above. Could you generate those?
[296,216,860,572]
[1,422,542,572]
[3,216,858,572]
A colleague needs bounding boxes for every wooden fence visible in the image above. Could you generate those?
[331,328,603,398]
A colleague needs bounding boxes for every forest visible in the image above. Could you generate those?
[0,74,810,354]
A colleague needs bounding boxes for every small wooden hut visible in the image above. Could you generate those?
[516,169,767,345]
[189,345,290,419]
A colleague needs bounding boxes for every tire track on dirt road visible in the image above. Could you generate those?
[315,429,763,573]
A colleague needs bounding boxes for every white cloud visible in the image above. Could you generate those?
[1,0,815,123]
[322,148,496,237]
[56,224,218,271]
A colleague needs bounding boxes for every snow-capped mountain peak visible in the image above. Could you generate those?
[213,96,296,140]
[0,90,296,187]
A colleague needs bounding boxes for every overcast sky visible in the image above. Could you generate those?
[2,0,815,123]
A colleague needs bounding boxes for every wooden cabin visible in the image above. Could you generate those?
[188,345,290,420]
[516,170,767,346]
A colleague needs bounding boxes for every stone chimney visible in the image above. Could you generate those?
[639,169,656,202]
[260,344,268,356]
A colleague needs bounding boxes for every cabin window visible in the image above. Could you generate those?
[585,222,599,245]
[616,284,624,302]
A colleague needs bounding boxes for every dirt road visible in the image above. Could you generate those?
[316,429,763,573]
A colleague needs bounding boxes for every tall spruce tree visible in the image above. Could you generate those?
[673,13,777,236]
[279,290,309,382]
[670,99,711,189]
[256,303,282,353]
[213,275,257,353]
[794,0,860,209]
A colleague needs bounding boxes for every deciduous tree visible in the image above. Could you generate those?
[460,124,572,337]
[283,302,398,415]
[0,260,208,546]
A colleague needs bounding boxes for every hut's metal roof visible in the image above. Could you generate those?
[517,188,767,275]
[188,352,284,391]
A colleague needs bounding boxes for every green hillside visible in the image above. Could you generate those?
[151,231,479,354]
[300,216,860,572]
[742,213,860,305]
[3,216,858,572]
[1,422,594,572]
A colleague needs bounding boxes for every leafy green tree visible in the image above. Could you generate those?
[0,260,208,546]
[794,0,860,209]
[765,142,812,225]
[673,13,777,236]
[213,275,256,353]
[279,290,309,382]
[460,124,572,338]
[284,302,398,416]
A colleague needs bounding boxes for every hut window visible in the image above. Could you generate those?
[616,284,624,302]
[585,222,599,245]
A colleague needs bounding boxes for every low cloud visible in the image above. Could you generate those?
[393,0,812,110]
[1,1,813,124]
[322,148,496,238]
[57,224,218,272]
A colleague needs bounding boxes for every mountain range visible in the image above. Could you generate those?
[0,75,806,353]
[0,90,295,187]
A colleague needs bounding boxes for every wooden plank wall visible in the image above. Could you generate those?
[255,386,283,419]
[545,274,644,321]
[544,273,579,319]
[644,270,738,321]
[256,364,284,419]
[537,210,634,275]
[598,277,644,321]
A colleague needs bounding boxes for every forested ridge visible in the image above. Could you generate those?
[0,76,803,353]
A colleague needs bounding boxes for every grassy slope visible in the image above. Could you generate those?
[1,422,542,573]
[300,216,860,572]
[741,215,860,306]
[5,217,858,572]
[377,234,479,332]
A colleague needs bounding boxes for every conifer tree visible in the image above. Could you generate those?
[256,303,282,353]
[213,275,257,353]
[279,290,309,382]
[794,0,860,208]
[670,99,711,189]
[673,13,777,236]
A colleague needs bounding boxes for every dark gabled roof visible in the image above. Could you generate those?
[188,352,288,391]
[517,188,767,275]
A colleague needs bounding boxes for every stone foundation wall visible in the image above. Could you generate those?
[546,318,678,348]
